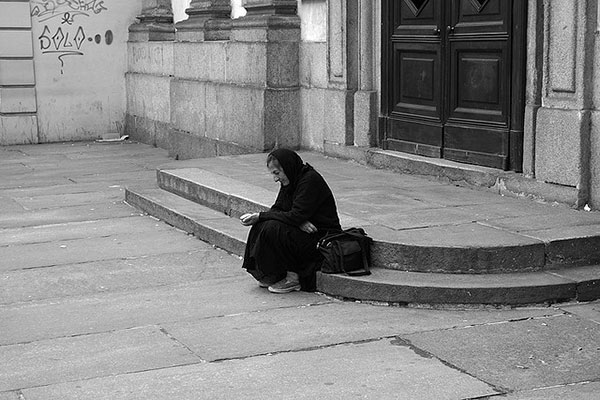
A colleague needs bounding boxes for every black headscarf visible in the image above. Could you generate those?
[267,148,312,192]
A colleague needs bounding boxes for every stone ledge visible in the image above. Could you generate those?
[316,267,600,306]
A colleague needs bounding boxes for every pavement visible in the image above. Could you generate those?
[1,141,600,399]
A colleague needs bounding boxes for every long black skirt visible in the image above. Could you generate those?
[242,220,322,291]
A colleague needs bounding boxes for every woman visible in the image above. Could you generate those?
[240,148,342,293]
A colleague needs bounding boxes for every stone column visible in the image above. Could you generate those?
[176,0,232,42]
[230,0,301,150]
[129,0,175,42]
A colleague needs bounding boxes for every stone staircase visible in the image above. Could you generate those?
[125,152,600,306]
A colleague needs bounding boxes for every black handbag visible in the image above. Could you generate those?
[317,228,372,276]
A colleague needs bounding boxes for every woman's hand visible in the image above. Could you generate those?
[299,221,317,234]
[240,213,260,226]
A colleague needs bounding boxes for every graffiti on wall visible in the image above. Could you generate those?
[31,0,107,23]
[31,0,112,74]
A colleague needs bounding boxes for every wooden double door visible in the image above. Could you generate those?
[381,0,527,171]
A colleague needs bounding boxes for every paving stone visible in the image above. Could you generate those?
[483,211,600,232]
[0,216,172,246]
[0,249,243,304]
[21,339,498,400]
[0,326,200,392]
[0,197,24,213]
[162,302,562,362]
[559,301,600,325]
[499,382,600,400]
[12,190,125,210]
[0,202,142,229]
[0,230,202,272]
[0,392,19,400]
[0,277,327,345]
[393,183,508,206]
[404,314,600,391]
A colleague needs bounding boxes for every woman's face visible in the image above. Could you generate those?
[268,161,290,186]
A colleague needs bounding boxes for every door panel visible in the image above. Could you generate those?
[447,40,508,125]
[392,44,442,120]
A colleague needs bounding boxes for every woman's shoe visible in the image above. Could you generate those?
[268,278,301,293]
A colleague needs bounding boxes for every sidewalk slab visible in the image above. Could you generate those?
[404,314,600,391]
[0,250,244,305]
[0,326,200,392]
[0,229,201,272]
[501,382,600,400]
[0,277,327,346]
[21,339,499,400]
[161,302,560,362]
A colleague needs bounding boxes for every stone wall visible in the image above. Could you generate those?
[125,0,380,159]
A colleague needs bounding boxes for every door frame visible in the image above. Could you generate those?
[380,0,527,172]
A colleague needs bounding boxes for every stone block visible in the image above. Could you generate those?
[0,115,38,145]
[170,78,207,136]
[0,59,35,85]
[266,42,299,88]
[0,87,36,113]
[226,42,266,86]
[535,107,583,187]
[207,84,265,149]
[300,87,325,150]
[125,73,171,122]
[167,130,256,160]
[353,90,377,147]
[0,2,31,28]
[125,114,170,149]
[0,31,32,57]
[264,87,300,149]
[174,42,227,81]
[323,88,352,145]
[299,42,327,88]
[128,42,174,76]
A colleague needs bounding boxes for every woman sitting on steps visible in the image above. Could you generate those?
[240,148,342,293]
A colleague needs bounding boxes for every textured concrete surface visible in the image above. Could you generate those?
[1,141,600,399]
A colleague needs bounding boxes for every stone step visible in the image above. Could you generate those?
[124,186,600,305]
[153,166,600,274]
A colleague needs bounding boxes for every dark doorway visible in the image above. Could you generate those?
[381,0,526,171]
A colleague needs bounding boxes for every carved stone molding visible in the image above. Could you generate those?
[176,0,232,41]
[129,0,175,42]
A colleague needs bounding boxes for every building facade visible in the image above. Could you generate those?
[1,0,599,210]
